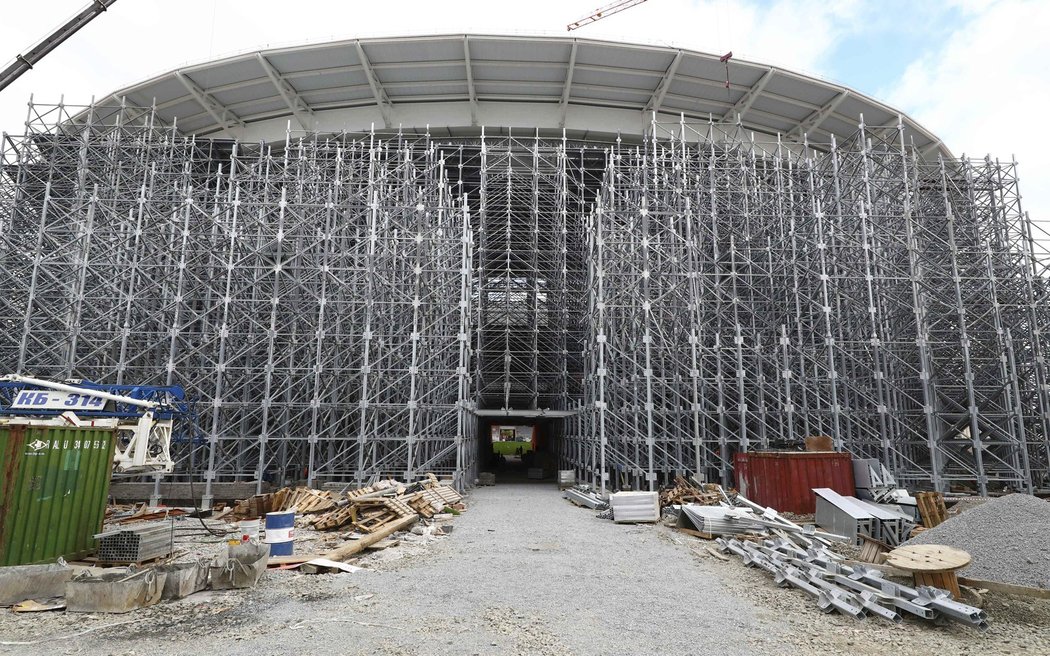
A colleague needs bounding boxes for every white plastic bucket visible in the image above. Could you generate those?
[238,518,261,542]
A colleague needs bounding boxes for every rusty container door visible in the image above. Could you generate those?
[733,451,855,514]
[0,425,115,565]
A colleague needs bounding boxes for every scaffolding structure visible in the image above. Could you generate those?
[2,102,1049,498]
[565,118,1050,495]
[0,102,478,501]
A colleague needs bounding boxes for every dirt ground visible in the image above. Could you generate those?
[1,483,1048,655]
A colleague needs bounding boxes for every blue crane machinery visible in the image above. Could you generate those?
[0,374,197,473]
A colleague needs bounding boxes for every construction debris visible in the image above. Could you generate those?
[659,476,721,508]
[0,470,462,621]
[155,561,209,600]
[564,477,994,632]
[232,487,339,518]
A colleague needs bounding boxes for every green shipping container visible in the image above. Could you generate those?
[0,425,115,565]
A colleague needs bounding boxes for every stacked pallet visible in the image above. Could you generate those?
[313,497,417,532]
[233,487,338,518]
[272,487,338,514]
[406,485,463,518]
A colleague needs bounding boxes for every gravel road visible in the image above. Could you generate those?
[2,483,1048,655]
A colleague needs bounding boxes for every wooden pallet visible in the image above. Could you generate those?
[277,487,338,514]
[858,534,891,564]
[405,485,462,518]
[312,496,418,532]
[915,491,948,528]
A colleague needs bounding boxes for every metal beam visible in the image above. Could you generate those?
[560,41,578,128]
[355,40,392,126]
[786,90,848,140]
[720,67,773,123]
[644,50,683,116]
[174,70,244,137]
[0,0,119,93]
[463,37,478,126]
[256,52,315,131]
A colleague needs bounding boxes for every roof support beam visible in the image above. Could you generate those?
[355,41,392,127]
[786,90,848,141]
[463,37,478,126]
[644,49,682,116]
[559,41,578,129]
[175,70,244,137]
[720,67,773,123]
[256,52,315,132]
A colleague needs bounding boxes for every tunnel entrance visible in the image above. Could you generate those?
[476,414,564,483]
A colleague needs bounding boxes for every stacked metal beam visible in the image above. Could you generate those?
[95,522,173,563]
[717,536,988,631]
[814,488,913,546]
[1,101,1048,498]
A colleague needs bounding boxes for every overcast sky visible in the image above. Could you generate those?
[2,0,1048,224]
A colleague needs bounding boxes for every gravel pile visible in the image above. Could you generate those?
[905,493,1050,588]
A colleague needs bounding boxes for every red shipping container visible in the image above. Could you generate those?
[733,451,855,514]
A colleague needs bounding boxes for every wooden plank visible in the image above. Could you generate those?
[959,577,1050,600]
[322,514,419,562]
[676,527,715,540]
[267,554,322,567]
[844,559,910,577]
[844,558,911,570]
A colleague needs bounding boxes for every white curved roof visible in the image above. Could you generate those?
[96,33,949,156]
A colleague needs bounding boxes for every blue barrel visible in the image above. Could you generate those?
[263,510,295,556]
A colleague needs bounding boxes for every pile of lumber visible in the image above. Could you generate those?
[234,474,463,534]
[406,484,463,518]
[312,497,416,532]
[232,486,338,518]
[307,476,463,531]
[659,476,721,508]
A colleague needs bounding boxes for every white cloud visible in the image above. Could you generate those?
[887,0,1050,225]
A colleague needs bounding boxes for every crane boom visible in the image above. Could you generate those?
[567,0,649,31]
[0,0,119,93]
